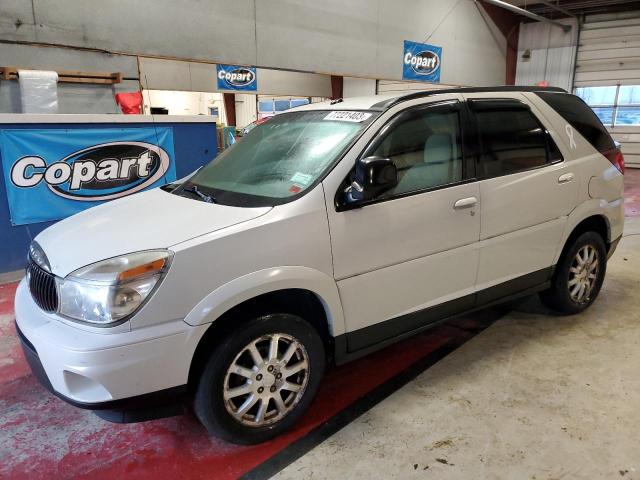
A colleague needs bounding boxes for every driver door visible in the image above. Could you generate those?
[324,100,481,352]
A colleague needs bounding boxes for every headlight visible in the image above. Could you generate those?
[57,250,173,326]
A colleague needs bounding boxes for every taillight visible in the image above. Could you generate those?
[604,148,625,174]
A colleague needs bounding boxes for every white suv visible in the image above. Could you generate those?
[16,86,624,444]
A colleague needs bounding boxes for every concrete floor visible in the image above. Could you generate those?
[274,216,640,480]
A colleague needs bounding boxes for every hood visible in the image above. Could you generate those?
[35,188,271,277]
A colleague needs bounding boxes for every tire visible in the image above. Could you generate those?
[540,231,607,315]
[194,313,325,444]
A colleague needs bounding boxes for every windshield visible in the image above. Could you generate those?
[179,110,376,207]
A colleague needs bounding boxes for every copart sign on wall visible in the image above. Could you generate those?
[402,40,442,83]
[216,64,258,91]
[0,128,176,225]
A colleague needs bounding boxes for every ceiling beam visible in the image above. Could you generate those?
[525,0,640,17]
[537,1,578,20]
[480,0,572,31]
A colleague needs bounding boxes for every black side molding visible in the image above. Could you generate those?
[347,292,475,352]
[476,268,551,306]
[335,267,553,364]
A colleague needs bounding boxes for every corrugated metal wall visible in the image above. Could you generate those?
[576,12,640,168]
[611,127,640,167]
[575,15,640,87]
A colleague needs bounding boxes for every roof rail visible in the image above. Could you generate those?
[372,85,567,110]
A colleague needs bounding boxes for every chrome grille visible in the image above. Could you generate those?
[27,257,58,313]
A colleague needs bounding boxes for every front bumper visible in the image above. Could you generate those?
[16,321,188,421]
[15,279,208,414]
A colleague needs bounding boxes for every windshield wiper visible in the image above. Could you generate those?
[183,185,216,204]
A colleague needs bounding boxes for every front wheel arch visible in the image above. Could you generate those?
[187,289,332,391]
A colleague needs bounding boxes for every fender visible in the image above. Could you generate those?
[183,266,346,336]
[552,197,623,264]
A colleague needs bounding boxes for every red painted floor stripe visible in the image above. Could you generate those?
[0,282,31,386]
[0,281,478,480]
[0,282,18,316]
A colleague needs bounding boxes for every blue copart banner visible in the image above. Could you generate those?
[402,40,442,83]
[216,64,258,91]
[0,127,176,225]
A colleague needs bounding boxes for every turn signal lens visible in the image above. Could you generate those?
[118,258,167,282]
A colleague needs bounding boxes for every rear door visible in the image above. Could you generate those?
[463,94,579,300]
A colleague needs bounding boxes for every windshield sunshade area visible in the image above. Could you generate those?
[178,110,376,207]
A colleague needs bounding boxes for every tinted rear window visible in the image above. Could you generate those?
[536,92,615,153]
[473,104,551,177]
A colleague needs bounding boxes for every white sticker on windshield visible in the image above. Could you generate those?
[290,172,313,185]
[324,111,372,122]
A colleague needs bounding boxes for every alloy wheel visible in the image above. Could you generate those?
[568,244,600,304]
[223,333,310,427]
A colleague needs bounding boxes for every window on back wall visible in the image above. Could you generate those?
[575,85,640,127]
[257,97,310,116]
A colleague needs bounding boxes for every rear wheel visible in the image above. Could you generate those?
[540,231,607,314]
[194,313,325,444]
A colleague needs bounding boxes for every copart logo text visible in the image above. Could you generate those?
[10,141,170,201]
[404,50,440,75]
[217,67,256,87]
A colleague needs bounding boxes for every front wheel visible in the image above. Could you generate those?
[194,313,325,444]
[540,231,607,315]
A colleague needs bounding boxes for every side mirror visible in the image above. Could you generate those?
[348,156,398,203]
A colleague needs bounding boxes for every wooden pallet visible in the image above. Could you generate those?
[0,67,122,85]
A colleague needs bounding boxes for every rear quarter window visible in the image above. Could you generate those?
[470,100,559,178]
[536,92,615,153]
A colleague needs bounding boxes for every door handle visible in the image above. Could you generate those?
[454,197,478,209]
[558,173,575,184]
